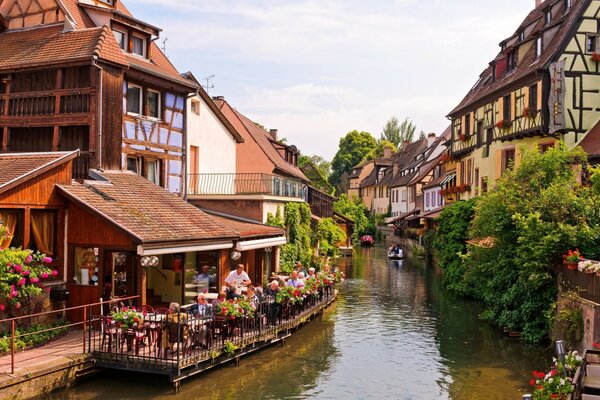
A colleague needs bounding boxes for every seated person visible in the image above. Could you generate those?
[264,280,280,325]
[286,271,304,288]
[226,285,241,300]
[161,302,188,353]
[245,285,261,308]
[307,267,317,279]
[188,294,212,317]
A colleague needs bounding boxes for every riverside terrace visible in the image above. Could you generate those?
[86,285,337,391]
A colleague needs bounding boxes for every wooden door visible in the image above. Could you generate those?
[190,145,199,193]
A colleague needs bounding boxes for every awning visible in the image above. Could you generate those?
[235,236,287,251]
[440,173,456,186]
[137,242,234,256]
[386,209,420,225]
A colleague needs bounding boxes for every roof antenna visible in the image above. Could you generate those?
[161,37,168,56]
[203,74,215,94]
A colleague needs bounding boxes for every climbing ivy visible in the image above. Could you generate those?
[267,203,313,272]
[314,218,346,258]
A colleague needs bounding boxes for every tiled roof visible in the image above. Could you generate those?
[207,213,285,239]
[0,151,78,195]
[422,173,446,190]
[125,44,197,88]
[448,0,588,116]
[408,155,442,186]
[215,99,308,181]
[0,25,127,70]
[579,119,600,157]
[57,171,239,244]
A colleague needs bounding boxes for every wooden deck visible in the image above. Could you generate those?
[87,290,337,389]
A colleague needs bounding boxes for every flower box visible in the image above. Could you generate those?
[459,134,466,142]
[495,119,512,129]
[591,52,600,62]
[522,107,537,118]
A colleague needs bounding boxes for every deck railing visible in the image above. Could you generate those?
[187,173,307,199]
[86,286,335,378]
[561,268,600,304]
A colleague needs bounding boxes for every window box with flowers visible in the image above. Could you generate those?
[522,107,538,118]
[459,134,467,142]
[495,119,512,130]
[591,52,600,62]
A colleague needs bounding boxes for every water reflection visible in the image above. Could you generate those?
[50,245,549,400]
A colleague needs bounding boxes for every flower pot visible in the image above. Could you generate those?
[567,263,578,270]
[585,269,595,274]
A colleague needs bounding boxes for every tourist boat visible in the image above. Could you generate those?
[360,235,374,246]
[388,248,404,260]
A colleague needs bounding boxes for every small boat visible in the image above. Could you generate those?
[360,235,374,246]
[388,248,404,259]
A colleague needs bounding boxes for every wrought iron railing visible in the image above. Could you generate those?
[86,286,335,376]
[187,173,307,199]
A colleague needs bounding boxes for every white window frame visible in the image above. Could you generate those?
[126,83,143,115]
[191,100,200,115]
[131,34,147,58]
[536,37,542,58]
[113,29,127,50]
[147,89,162,119]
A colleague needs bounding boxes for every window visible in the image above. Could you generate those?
[587,35,598,54]
[507,51,517,72]
[481,177,489,194]
[73,247,99,286]
[518,31,525,42]
[536,37,542,58]
[30,210,57,258]
[545,9,552,25]
[460,161,465,185]
[474,168,480,190]
[127,84,142,115]
[491,64,497,83]
[401,189,407,202]
[464,113,471,136]
[466,159,473,185]
[483,128,493,158]
[565,0,571,10]
[529,84,538,111]
[132,35,146,57]
[425,192,430,208]
[0,209,23,249]
[503,94,511,121]
[147,90,161,119]
[502,149,516,174]
[146,160,161,185]
[476,121,483,147]
[113,29,126,50]
[191,100,200,115]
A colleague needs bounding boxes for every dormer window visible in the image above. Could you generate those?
[132,35,146,57]
[536,37,542,58]
[98,0,114,5]
[565,0,571,10]
[518,31,525,42]
[545,9,552,25]
[113,29,126,50]
[507,50,517,71]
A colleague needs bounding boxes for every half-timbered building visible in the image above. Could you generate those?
[0,0,197,194]
[447,0,600,198]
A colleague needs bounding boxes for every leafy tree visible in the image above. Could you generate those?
[334,194,371,243]
[267,203,312,272]
[313,218,346,258]
[367,140,397,160]
[434,143,595,343]
[418,131,426,140]
[330,130,377,191]
[299,155,333,193]
[380,117,418,146]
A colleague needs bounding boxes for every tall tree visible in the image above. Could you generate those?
[380,117,418,146]
[299,155,333,193]
[329,130,377,192]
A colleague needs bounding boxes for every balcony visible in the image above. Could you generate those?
[187,173,307,200]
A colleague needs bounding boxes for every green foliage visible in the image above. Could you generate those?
[266,206,285,229]
[380,117,419,146]
[330,130,378,192]
[299,155,333,193]
[0,237,56,311]
[223,341,239,356]
[334,194,371,243]
[366,140,397,160]
[0,321,68,354]
[548,291,583,349]
[314,218,346,258]
[435,144,595,344]
[271,203,313,273]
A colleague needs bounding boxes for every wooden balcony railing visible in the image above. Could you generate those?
[188,173,307,200]
[308,186,335,218]
[72,151,93,181]
[0,88,92,117]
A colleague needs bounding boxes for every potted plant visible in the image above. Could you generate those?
[591,52,600,62]
[578,259,596,274]
[530,369,574,399]
[563,249,583,270]
[522,107,537,118]
[110,307,143,329]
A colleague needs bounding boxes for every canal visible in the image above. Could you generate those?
[49,246,551,399]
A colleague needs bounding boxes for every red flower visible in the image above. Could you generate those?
[0,304,4,312]
[122,307,128,312]
[133,317,139,323]
[550,369,557,376]
[537,371,546,379]
[530,379,535,386]
[51,270,58,277]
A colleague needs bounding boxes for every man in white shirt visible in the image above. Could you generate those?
[224,264,251,288]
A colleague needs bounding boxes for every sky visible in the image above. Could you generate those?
[127,0,535,160]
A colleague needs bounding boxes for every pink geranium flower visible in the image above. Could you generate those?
[51,270,58,277]
[40,272,49,279]
[21,270,30,276]
[0,304,5,312]
[13,264,22,273]
[17,278,26,286]
[30,277,39,283]
[43,257,53,264]
[25,255,32,264]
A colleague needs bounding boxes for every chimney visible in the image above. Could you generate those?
[535,0,542,8]
[427,132,437,146]
[269,129,278,141]
[212,96,224,101]
[383,146,393,159]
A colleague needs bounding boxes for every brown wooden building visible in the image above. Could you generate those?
[0,0,196,194]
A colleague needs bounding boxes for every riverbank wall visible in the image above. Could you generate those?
[0,350,98,400]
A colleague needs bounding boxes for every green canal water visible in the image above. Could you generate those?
[49,246,551,399]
